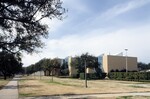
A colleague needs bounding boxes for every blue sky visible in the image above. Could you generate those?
[23,0,150,66]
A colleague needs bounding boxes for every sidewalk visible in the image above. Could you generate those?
[19,92,150,99]
[0,76,19,99]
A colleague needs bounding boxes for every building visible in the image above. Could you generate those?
[68,56,78,76]
[98,54,138,73]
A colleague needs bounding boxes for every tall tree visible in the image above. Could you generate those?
[50,58,61,81]
[0,0,65,78]
[71,53,99,74]
[0,51,22,79]
[138,62,150,70]
[0,0,66,54]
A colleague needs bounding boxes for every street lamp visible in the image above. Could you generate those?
[85,60,87,88]
[125,49,128,73]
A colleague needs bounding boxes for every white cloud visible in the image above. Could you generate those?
[22,23,150,66]
[22,0,150,66]
[100,0,150,20]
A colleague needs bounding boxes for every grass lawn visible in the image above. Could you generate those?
[0,76,12,89]
[19,75,150,97]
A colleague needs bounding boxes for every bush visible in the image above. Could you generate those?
[100,73,107,79]
[79,73,85,79]
[79,73,106,80]
[70,74,79,78]
[108,72,150,81]
[87,73,98,79]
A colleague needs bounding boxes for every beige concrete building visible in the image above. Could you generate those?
[68,54,138,76]
[101,54,138,73]
[68,56,78,76]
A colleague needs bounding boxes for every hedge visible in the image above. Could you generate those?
[108,72,150,81]
[70,74,79,78]
[80,73,106,80]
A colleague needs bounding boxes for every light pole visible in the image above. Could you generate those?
[85,60,87,88]
[125,49,128,73]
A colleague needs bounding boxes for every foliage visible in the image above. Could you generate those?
[71,53,99,74]
[60,60,69,76]
[138,62,150,70]
[79,73,106,80]
[71,56,82,73]
[0,0,66,79]
[0,0,66,54]
[26,58,61,76]
[108,72,150,81]
[0,51,22,79]
[26,58,51,74]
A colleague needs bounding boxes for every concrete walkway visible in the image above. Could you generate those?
[19,92,150,99]
[0,76,19,99]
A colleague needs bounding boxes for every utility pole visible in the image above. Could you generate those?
[125,49,128,73]
[40,69,41,80]
[85,60,87,88]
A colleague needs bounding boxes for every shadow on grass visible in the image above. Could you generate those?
[19,84,43,88]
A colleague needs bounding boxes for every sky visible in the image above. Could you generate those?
[22,0,150,66]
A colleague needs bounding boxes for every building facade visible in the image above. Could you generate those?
[98,54,138,73]
[68,56,78,76]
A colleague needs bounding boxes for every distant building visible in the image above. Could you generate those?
[68,56,78,76]
[98,54,138,73]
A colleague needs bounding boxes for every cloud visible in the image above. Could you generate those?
[99,0,150,20]
[22,0,150,66]
[22,23,150,66]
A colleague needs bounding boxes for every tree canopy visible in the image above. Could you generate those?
[0,0,66,54]
[0,0,65,79]
[0,51,22,79]
[71,53,99,73]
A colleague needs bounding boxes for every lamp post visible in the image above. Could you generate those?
[125,49,128,73]
[85,60,87,88]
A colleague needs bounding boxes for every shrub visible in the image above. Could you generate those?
[79,73,106,80]
[108,72,150,81]
[79,73,85,79]
[70,74,79,78]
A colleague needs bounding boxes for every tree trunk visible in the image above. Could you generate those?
[4,74,7,80]
[44,71,46,76]
[51,69,53,82]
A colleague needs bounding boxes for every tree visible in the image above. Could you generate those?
[71,53,99,74]
[0,1,65,79]
[0,0,66,54]
[71,56,82,74]
[40,58,51,76]
[81,53,99,72]
[0,51,22,79]
[49,58,60,81]
[26,64,35,75]
[138,62,150,70]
